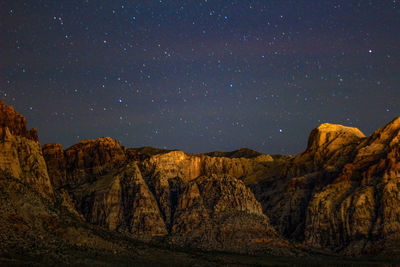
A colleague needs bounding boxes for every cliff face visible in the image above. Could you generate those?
[0,101,38,142]
[42,143,67,188]
[293,123,366,174]
[247,123,367,241]
[138,150,271,228]
[43,137,127,188]
[245,118,400,255]
[40,131,282,252]
[70,163,167,237]
[304,117,400,254]
[170,174,280,253]
[0,103,53,201]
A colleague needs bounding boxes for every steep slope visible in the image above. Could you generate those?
[247,123,366,241]
[138,150,272,227]
[70,163,168,238]
[0,103,137,264]
[0,102,54,201]
[40,126,283,253]
[304,117,400,255]
[43,137,127,188]
[170,174,287,254]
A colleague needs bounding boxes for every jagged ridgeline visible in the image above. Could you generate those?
[2,100,400,264]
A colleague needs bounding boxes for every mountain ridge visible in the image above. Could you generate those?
[2,101,400,264]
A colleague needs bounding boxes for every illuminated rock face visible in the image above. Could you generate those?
[0,101,38,142]
[41,142,282,250]
[247,117,400,255]
[0,102,53,201]
[303,117,400,254]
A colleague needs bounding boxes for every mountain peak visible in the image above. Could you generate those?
[0,101,38,141]
[307,123,365,150]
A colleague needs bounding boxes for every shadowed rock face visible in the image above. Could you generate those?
[42,143,66,188]
[43,137,127,187]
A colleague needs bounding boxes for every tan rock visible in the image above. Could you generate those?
[64,137,127,185]
[0,101,38,141]
[171,174,280,253]
[0,103,54,201]
[70,163,167,237]
[294,123,366,172]
[42,143,67,188]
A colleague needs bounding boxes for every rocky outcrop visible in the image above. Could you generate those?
[43,137,127,187]
[170,174,282,253]
[0,101,38,142]
[138,150,272,227]
[0,104,53,201]
[293,123,366,174]
[304,117,400,254]
[42,143,67,188]
[7,100,400,258]
[244,118,400,255]
[246,124,367,242]
[65,137,127,186]
[70,163,167,237]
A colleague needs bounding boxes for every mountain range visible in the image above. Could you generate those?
[1,100,400,265]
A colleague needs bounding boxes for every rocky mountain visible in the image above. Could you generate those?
[246,120,400,256]
[0,101,53,201]
[2,100,400,264]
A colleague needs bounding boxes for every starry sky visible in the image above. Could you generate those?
[1,0,399,154]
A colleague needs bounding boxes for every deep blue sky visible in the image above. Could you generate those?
[1,0,399,154]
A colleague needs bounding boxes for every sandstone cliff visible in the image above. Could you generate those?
[70,163,167,238]
[43,137,127,188]
[170,174,282,253]
[246,123,367,241]
[138,150,272,228]
[0,103,53,200]
[0,101,38,141]
[245,118,400,256]
[41,135,282,252]
[304,117,400,254]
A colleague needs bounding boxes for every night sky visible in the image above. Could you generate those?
[1,1,399,154]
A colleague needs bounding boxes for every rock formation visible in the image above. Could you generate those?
[170,174,280,253]
[0,102,53,200]
[304,117,400,254]
[3,100,400,261]
[43,137,127,188]
[70,162,168,237]
[0,101,38,141]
